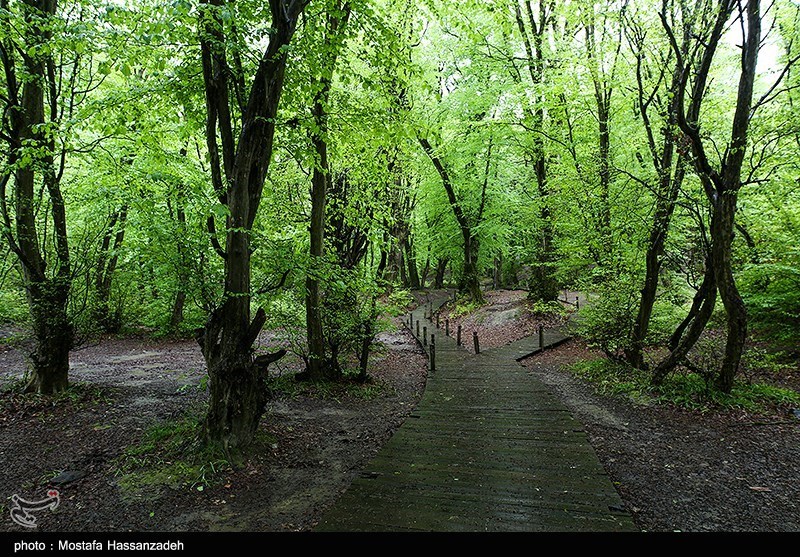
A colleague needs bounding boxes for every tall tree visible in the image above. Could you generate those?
[418,134,489,303]
[581,0,626,264]
[196,0,307,451]
[621,0,697,369]
[0,0,93,392]
[305,0,352,382]
[658,0,761,392]
[512,0,560,301]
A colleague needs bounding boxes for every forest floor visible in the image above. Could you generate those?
[1,289,799,532]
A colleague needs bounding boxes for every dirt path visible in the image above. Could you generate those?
[2,289,799,532]
[521,339,800,532]
[0,322,427,532]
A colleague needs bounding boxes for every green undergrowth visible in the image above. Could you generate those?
[267,373,389,402]
[571,358,800,413]
[447,297,485,318]
[0,381,115,414]
[113,410,271,499]
[526,299,569,318]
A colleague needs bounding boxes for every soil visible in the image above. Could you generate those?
[521,339,800,532]
[434,289,572,354]
[1,290,799,532]
[0,321,427,532]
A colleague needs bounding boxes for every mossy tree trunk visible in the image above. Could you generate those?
[197,0,306,451]
[0,0,73,393]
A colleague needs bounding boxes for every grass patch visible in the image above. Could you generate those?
[526,299,569,318]
[0,382,115,416]
[571,357,800,413]
[448,297,485,318]
[113,411,248,499]
[267,373,390,402]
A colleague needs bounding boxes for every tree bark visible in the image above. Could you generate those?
[662,0,759,392]
[624,7,698,369]
[305,3,351,382]
[94,206,128,333]
[404,236,421,289]
[418,136,483,302]
[434,257,448,289]
[25,280,72,393]
[0,0,73,393]
[198,0,305,451]
[712,192,748,392]
[514,1,559,302]
[652,264,716,384]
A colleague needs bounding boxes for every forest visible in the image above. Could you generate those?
[1,0,799,534]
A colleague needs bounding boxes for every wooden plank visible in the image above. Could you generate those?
[317,293,636,532]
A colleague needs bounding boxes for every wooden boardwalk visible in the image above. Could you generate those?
[315,294,636,532]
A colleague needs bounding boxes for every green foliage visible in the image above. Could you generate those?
[113,411,237,496]
[743,345,795,376]
[740,258,800,345]
[571,358,800,413]
[267,373,388,402]
[0,289,28,324]
[385,289,414,315]
[449,296,484,318]
[577,278,639,358]
[527,299,568,318]
[0,0,796,409]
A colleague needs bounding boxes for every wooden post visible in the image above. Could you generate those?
[445,318,450,336]
[473,331,480,354]
[538,324,544,349]
[423,326,427,346]
[457,325,462,346]
[416,321,420,338]
[430,334,436,371]
[409,313,413,328]
[576,296,580,310]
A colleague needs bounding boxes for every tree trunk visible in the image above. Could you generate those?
[418,136,483,302]
[304,3,350,382]
[711,192,747,393]
[434,257,448,289]
[652,264,716,385]
[514,0,558,302]
[626,166,684,368]
[169,202,188,333]
[1,0,74,393]
[460,233,483,303]
[305,155,328,381]
[528,175,559,302]
[197,0,304,451]
[376,244,388,281]
[662,0,760,393]
[169,290,186,332]
[95,206,127,333]
[404,237,421,289]
[25,280,72,393]
[396,243,408,287]
[420,249,431,288]
[597,97,612,258]
[493,253,502,290]
[528,160,559,302]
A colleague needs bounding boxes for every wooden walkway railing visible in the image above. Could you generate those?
[315,292,636,532]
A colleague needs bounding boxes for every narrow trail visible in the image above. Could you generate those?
[316,291,636,531]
